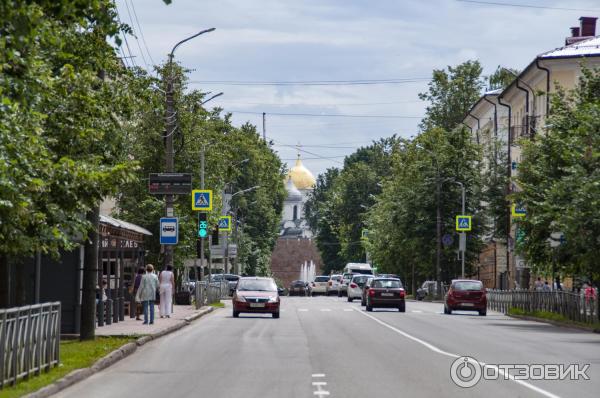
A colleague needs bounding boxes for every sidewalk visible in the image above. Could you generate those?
[95,304,211,336]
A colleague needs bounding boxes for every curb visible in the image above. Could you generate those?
[508,313,600,333]
[24,306,214,398]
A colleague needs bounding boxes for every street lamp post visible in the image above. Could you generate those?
[163,28,215,270]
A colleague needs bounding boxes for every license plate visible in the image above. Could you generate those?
[462,303,474,307]
[381,293,394,297]
[250,303,265,308]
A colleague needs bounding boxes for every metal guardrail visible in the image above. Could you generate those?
[194,281,229,309]
[487,289,599,324]
[0,302,61,388]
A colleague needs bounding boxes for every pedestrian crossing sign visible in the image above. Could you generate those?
[192,190,213,211]
[456,215,472,232]
[218,216,232,232]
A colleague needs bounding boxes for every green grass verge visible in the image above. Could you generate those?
[0,336,134,398]
[508,307,600,330]
[209,302,225,308]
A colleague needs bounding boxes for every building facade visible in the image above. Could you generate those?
[464,17,600,289]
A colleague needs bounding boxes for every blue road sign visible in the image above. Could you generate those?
[192,190,213,211]
[512,203,526,217]
[456,215,472,232]
[160,217,178,245]
[442,234,453,246]
[218,216,232,232]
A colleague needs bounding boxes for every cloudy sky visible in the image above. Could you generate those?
[115,0,600,176]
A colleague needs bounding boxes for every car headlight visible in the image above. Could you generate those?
[268,296,278,303]
[235,295,246,303]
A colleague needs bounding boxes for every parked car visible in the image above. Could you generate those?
[365,278,406,312]
[327,274,343,295]
[444,279,487,316]
[376,273,400,279]
[210,273,240,295]
[338,273,354,297]
[416,280,438,301]
[311,276,330,296]
[360,276,375,306]
[347,274,370,302]
[289,280,311,296]
[232,277,280,318]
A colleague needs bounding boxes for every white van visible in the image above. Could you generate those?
[343,263,373,275]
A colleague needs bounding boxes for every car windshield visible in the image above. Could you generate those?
[237,279,277,292]
[291,281,305,286]
[351,269,373,275]
[331,276,341,281]
[372,279,402,288]
[453,281,483,291]
[225,275,239,282]
[352,275,369,285]
[315,276,329,282]
[343,274,353,281]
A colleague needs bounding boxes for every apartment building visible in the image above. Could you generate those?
[464,17,600,289]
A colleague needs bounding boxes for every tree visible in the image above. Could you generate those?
[515,67,600,286]
[419,60,484,131]
[487,65,520,91]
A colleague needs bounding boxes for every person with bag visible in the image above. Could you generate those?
[159,265,175,318]
[136,264,159,325]
[130,267,145,320]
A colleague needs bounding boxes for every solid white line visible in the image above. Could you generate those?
[312,382,327,386]
[354,310,562,398]
[312,373,326,378]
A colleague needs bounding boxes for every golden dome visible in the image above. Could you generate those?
[288,155,316,190]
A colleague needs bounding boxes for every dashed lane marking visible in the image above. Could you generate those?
[411,310,423,313]
[312,373,325,378]
[312,382,327,386]
[320,309,332,312]
[312,373,330,396]
[298,309,309,312]
[343,309,354,312]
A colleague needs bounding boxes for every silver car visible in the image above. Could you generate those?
[338,273,354,297]
[347,274,370,302]
[311,276,330,296]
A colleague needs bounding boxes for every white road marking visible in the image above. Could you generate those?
[298,309,309,312]
[313,392,330,396]
[354,309,561,398]
[320,309,331,312]
[343,309,353,312]
[411,310,423,313]
[312,373,325,378]
[312,382,327,386]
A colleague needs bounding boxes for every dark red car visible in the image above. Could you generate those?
[232,277,280,318]
[365,278,406,312]
[444,279,487,316]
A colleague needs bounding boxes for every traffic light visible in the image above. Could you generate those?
[212,227,219,246]
[198,212,208,238]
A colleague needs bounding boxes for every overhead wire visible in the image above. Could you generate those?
[189,78,430,86]
[123,0,148,69]
[128,0,157,67]
[115,9,137,68]
[456,0,600,12]
[271,138,344,165]
[229,110,423,119]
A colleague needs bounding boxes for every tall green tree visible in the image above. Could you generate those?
[516,68,600,285]
[419,60,484,131]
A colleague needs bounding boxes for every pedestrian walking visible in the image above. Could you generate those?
[584,283,597,304]
[534,277,543,291]
[136,264,159,325]
[159,265,175,318]
[130,267,145,320]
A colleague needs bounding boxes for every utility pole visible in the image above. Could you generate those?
[436,177,442,300]
[456,181,466,278]
[200,145,206,280]
[262,112,266,142]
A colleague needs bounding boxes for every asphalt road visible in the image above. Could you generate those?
[53,296,600,398]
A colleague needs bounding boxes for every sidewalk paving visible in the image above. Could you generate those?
[95,304,210,336]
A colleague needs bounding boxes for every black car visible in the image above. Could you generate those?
[288,280,311,296]
[365,278,406,312]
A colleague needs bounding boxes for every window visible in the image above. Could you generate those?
[453,281,483,291]
[237,278,277,292]
[315,276,329,282]
[293,205,298,220]
[373,279,402,289]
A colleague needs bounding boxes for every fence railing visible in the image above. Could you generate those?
[487,289,599,324]
[194,281,229,309]
[0,302,61,388]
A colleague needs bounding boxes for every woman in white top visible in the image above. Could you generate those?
[159,265,175,318]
